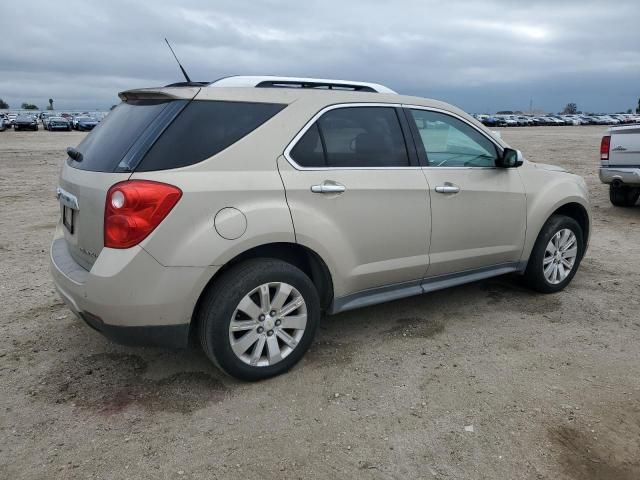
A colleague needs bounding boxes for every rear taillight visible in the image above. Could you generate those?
[600,135,611,161]
[104,180,182,249]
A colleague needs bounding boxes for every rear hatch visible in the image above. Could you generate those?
[58,87,198,270]
[58,85,287,270]
[609,125,640,168]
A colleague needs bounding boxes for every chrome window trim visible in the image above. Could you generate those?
[403,104,504,170]
[283,102,423,171]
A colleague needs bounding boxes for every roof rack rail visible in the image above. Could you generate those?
[209,76,396,94]
[164,81,211,87]
[255,80,377,92]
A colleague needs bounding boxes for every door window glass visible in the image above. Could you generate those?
[410,109,498,167]
[289,107,410,168]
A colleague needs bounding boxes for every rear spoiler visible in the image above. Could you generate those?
[118,87,201,102]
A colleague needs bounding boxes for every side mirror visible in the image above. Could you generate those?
[496,148,523,168]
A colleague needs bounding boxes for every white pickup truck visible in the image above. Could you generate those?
[600,125,640,206]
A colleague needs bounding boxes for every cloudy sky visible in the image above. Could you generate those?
[1,0,639,113]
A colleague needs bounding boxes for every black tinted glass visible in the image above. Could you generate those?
[71,100,174,172]
[317,107,409,168]
[290,123,325,167]
[137,101,286,171]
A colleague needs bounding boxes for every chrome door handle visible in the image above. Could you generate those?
[311,183,346,194]
[435,185,460,194]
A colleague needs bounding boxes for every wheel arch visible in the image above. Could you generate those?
[551,202,590,253]
[189,242,334,344]
[523,198,591,265]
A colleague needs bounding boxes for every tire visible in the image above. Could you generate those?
[523,214,584,293]
[609,185,639,207]
[198,258,320,381]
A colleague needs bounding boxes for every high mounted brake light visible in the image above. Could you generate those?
[104,180,182,249]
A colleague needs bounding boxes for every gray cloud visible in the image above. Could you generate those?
[1,0,639,113]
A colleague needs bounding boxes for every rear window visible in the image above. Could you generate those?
[135,100,285,172]
[70,100,178,172]
[69,100,285,173]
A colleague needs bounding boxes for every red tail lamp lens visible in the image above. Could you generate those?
[104,180,182,249]
[600,136,611,161]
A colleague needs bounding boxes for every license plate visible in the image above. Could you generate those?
[63,206,75,234]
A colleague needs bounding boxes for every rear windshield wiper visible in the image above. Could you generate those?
[66,147,83,162]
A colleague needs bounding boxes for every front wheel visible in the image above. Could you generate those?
[523,215,584,293]
[198,259,320,381]
[610,184,639,207]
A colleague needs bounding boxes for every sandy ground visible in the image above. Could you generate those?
[0,126,639,480]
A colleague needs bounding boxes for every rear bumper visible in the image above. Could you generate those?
[599,167,640,186]
[49,225,218,348]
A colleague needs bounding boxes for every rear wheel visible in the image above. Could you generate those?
[610,184,639,207]
[198,259,320,381]
[523,215,584,293]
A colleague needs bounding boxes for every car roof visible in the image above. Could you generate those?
[118,80,504,147]
[121,84,464,112]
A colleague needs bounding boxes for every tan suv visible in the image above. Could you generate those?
[50,76,591,380]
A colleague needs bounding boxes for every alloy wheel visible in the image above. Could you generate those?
[543,228,578,284]
[228,282,307,367]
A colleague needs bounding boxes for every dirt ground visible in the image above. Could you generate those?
[0,126,639,480]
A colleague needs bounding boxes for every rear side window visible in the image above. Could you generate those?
[289,107,410,168]
[136,101,286,171]
[71,100,176,172]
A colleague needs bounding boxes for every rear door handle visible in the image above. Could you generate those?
[311,182,346,194]
[435,185,460,194]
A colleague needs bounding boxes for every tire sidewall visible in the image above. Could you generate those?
[527,215,584,293]
[201,260,320,381]
[610,185,640,207]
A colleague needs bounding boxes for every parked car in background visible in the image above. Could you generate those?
[560,116,580,125]
[42,113,55,129]
[496,115,518,127]
[0,116,6,131]
[50,75,591,380]
[72,116,99,131]
[47,116,71,131]
[475,114,505,127]
[7,113,18,126]
[601,115,620,125]
[600,125,640,207]
[13,114,39,131]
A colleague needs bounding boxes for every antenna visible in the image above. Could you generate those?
[164,38,192,83]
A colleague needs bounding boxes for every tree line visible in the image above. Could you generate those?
[0,98,55,110]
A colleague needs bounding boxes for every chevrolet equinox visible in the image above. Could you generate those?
[50,76,591,380]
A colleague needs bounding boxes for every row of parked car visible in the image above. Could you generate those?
[474,113,640,127]
[0,111,102,132]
